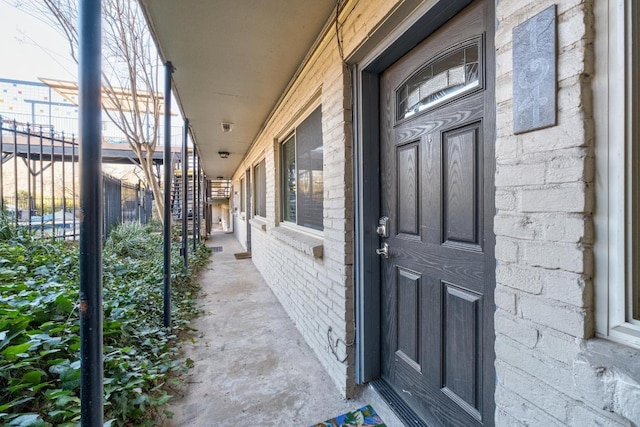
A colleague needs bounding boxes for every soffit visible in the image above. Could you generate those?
[138,0,336,178]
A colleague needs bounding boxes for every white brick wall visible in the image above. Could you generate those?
[226,0,640,422]
[494,0,640,425]
[228,0,403,397]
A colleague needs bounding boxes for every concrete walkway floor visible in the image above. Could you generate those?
[161,232,403,426]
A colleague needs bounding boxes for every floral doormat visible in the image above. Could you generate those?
[310,405,386,427]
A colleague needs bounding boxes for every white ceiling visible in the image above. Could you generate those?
[138,0,336,178]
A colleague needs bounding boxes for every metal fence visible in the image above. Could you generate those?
[122,181,153,224]
[1,111,184,148]
[1,116,153,239]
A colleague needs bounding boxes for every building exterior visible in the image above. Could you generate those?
[141,0,640,425]
[0,78,78,129]
[0,77,124,140]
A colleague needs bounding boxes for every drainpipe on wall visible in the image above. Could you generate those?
[78,0,104,425]
[163,61,173,329]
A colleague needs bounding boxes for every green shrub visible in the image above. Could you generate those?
[0,206,17,241]
[0,221,210,426]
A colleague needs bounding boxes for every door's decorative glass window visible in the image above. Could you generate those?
[397,40,481,120]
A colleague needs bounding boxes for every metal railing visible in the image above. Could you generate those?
[1,112,184,147]
[1,115,153,239]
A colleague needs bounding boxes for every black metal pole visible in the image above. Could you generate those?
[27,125,32,230]
[194,154,198,243]
[163,62,173,328]
[78,0,103,425]
[192,146,197,252]
[50,130,56,237]
[182,118,189,267]
[39,128,44,237]
[196,155,201,242]
[0,116,4,208]
[13,120,18,228]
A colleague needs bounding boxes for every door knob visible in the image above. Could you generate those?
[376,242,389,259]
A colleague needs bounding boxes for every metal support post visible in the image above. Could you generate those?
[196,155,201,242]
[13,120,18,228]
[78,0,103,425]
[163,61,173,328]
[50,131,55,236]
[192,147,197,252]
[181,118,189,267]
[27,126,32,229]
[197,154,201,241]
[0,117,4,207]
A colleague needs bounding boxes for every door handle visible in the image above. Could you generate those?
[376,242,389,259]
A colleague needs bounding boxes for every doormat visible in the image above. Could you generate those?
[233,252,252,259]
[310,405,386,427]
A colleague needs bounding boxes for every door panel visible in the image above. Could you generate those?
[379,1,494,425]
[442,123,481,247]
[442,282,482,418]
[396,267,422,369]
[397,142,420,237]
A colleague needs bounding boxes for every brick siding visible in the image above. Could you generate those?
[228,0,640,422]
[229,0,388,397]
[495,0,639,425]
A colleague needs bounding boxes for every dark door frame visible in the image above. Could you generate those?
[245,167,252,251]
[353,0,494,385]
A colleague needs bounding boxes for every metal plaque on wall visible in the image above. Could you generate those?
[512,5,557,134]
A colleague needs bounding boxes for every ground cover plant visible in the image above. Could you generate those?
[0,216,210,426]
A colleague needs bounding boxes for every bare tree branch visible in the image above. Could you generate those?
[16,0,168,223]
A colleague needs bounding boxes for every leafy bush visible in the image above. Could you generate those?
[0,206,17,241]
[0,221,210,426]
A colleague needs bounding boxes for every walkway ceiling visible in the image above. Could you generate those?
[138,0,336,179]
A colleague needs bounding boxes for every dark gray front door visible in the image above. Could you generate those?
[379,1,495,425]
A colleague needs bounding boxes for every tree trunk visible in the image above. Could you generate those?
[132,143,165,223]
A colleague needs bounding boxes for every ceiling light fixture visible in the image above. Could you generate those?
[218,151,230,159]
[221,122,233,133]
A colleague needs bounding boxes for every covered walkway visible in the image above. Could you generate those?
[162,232,402,426]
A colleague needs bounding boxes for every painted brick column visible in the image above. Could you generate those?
[493,0,605,425]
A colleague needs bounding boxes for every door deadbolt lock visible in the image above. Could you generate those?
[377,216,389,238]
[376,242,389,259]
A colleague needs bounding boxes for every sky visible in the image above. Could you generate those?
[0,0,77,82]
[0,0,179,121]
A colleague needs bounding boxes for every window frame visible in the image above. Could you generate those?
[594,0,640,348]
[278,105,324,233]
[253,158,267,218]
[629,0,640,327]
[281,133,297,225]
[239,176,245,215]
